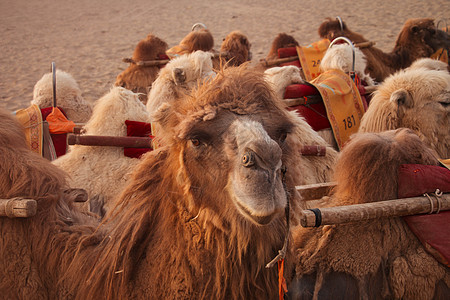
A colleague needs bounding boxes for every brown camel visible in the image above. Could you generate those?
[115,34,168,104]
[359,60,450,158]
[0,66,309,299]
[266,32,300,61]
[215,30,252,68]
[287,129,449,299]
[166,27,215,58]
[318,18,448,82]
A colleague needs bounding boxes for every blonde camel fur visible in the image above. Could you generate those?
[320,43,375,85]
[319,18,448,82]
[31,69,92,123]
[359,61,450,158]
[264,65,304,100]
[146,50,216,143]
[53,87,150,214]
[115,34,169,104]
[0,66,310,299]
[288,129,449,299]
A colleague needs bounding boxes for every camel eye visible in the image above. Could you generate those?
[191,138,201,147]
[279,132,288,143]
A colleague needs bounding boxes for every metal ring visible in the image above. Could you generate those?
[336,16,344,32]
[328,36,356,73]
[51,62,57,107]
[424,193,434,214]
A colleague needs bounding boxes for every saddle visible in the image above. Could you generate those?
[398,164,450,267]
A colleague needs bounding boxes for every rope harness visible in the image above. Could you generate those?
[266,165,290,300]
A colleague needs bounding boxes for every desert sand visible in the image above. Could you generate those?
[0,0,448,112]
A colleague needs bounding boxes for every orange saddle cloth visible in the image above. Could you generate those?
[309,69,366,149]
[296,39,330,81]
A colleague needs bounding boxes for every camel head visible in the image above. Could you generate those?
[264,65,304,99]
[131,34,168,62]
[153,66,300,226]
[146,50,216,119]
[395,18,448,58]
[359,62,450,158]
[220,30,252,66]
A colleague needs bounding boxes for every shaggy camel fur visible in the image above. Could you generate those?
[408,57,449,71]
[53,87,150,213]
[31,69,92,122]
[320,43,375,85]
[264,65,304,100]
[0,66,310,299]
[318,18,447,82]
[264,65,338,178]
[266,32,300,61]
[166,27,215,58]
[288,129,449,299]
[146,50,216,142]
[0,108,100,299]
[115,34,169,104]
[215,30,252,68]
[359,60,450,158]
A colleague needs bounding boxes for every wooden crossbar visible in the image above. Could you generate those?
[0,198,37,218]
[300,193,449,227]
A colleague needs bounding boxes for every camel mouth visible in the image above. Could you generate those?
[235,200,276,225]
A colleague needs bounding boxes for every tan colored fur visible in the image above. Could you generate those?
[32,69,92,122]
[1,67,315,299]
[359,64,450,158]
[289,129,449,299]
[53,87,150,212]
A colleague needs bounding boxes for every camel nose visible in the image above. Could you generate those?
[242,139,282,172]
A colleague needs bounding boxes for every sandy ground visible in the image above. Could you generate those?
[0,0,449,112]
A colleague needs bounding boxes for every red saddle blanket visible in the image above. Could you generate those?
[124,120,153,158]
[398,164,450,267]
[284,83,331,131]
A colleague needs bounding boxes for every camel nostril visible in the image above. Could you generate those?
[242,151,255,167]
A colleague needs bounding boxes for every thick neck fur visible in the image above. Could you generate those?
[60,148,288,299]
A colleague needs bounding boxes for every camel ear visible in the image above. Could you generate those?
[390,89,413,111]
[172,67,186,85]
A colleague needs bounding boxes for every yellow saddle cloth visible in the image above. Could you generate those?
[310,69,366,149]
[296,39,330,81]
[14,104,43,155]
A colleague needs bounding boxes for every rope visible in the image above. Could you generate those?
[265,166,290,299]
